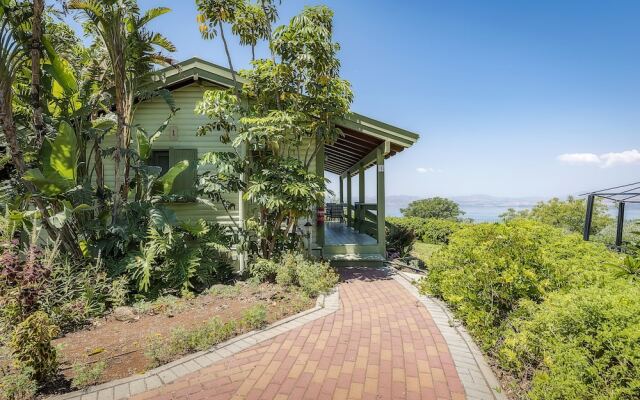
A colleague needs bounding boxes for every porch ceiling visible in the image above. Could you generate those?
[324,127,407,175]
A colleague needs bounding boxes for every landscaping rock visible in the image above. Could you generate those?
[114,306,137,322]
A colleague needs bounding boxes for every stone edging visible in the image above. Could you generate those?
[390,269,506,400]
[52,290,341,400]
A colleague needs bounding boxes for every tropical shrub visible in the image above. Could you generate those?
[9,311,60,383]
[401,197,464,220]
[120,219,233,297]
[419,220,621,347]
[499,281,640,400]
[40,258,122,332]
[385,222,415,257]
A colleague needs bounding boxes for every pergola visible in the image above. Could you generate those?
[582,181,640,248]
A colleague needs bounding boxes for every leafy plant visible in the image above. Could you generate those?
[419,220,621,347]
[0,366,37,400]
[385,222,415,257]
[499,281,640,400]
[294,257,338,297]
[195,4,352,259]
[71,361,106,389]
[9,311,60,383]
[248,258,278,283]
[241,304,267,330]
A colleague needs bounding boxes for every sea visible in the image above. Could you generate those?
[384,195,640,222]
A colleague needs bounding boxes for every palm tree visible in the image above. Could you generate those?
[196,0,246,99]
[0,3,83,258]
[68,0,175,218]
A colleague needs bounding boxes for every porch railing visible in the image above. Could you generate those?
[353,203,378,238]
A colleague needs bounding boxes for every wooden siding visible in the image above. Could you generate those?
[100,83,240,226]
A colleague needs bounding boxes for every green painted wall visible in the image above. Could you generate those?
[100,83,241,226]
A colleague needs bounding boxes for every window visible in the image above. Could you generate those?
[149,149,198,198]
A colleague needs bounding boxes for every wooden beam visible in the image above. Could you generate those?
[342,141,391,177]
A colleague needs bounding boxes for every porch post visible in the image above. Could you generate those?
[376,147,386,253]
[316,142,325,247]
[358,164,365,203]
[339,176,344,203]
[358,164,365,232]
[346,173,352,227]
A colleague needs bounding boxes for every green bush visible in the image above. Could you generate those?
[499,281,640,400]
[386,217,461,245]
[387,217,430,238]
[0,367,37,400]
[419,220,621,347]
[385,222,415,257]
[294,258,338,297]
[241,304,268,330]
[71,361,106,389]
[9,311,60,383]
[251,252,338,297]
[420,218,460,245]
[275,253,299,287]
[248,258,278,283]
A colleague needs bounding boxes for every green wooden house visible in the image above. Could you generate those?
[108,58,419,268]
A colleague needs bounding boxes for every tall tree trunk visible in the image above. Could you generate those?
[121,97,133,201]
[218,21,241,101]
[110,39,127,223]
[30,0,45,149]
[0,83,82,259]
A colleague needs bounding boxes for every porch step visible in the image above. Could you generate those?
[327,253,386,262]
[327,253,386,268]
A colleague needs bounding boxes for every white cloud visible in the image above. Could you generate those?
[557,149,640,168]
[600,149,640,167]
[416,167,443,174]
[557,153,601,164]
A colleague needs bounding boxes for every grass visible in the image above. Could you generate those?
[411,242,442,266]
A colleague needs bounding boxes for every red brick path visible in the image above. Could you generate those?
[133,268,466,400]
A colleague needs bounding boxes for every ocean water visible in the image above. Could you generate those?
[386,202,640,223]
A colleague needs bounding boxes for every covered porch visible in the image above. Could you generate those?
[308,114,419,264]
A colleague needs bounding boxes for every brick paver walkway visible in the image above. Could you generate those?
[133,268,466,400]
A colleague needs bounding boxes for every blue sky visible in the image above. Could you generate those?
[111,1,640,198]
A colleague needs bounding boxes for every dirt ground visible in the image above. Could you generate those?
[53,282,314,387]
